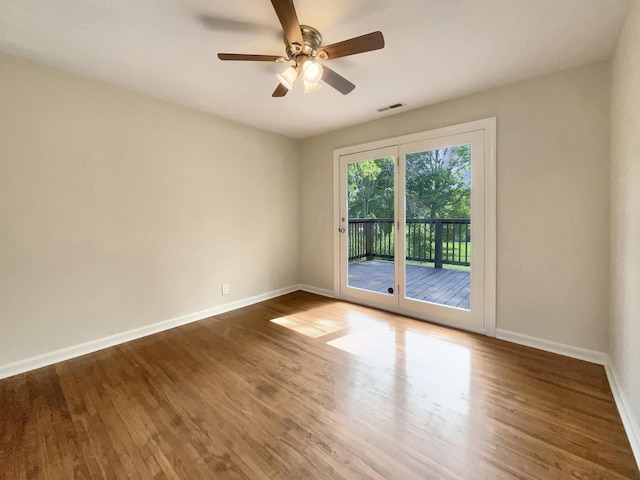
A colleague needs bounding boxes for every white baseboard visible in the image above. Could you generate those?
[296,284,335,298]
[495,329,608,365]
[604,359,640,469]
[0,285,300,380]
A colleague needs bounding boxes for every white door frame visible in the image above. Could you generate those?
[333,118,497,336]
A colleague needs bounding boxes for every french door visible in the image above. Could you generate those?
[339,146,399,309]
[337,122,493,334]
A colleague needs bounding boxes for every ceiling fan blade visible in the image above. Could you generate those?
[218,53,285,62]
[272,83,289,97]
[318,31,385,60]
[322,66,356,95]
[271,0,304,47]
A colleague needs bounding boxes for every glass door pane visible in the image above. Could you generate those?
[398,129,485,332]
[347,156,396,295]
[404,144,471,310]
[339,145,398,308]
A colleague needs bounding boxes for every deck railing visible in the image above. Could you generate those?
[348,218,471,268]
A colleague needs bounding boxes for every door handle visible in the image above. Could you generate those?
[338,227,345,233]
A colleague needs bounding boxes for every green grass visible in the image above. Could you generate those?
[406,260,470,271]
[407,241,471,270]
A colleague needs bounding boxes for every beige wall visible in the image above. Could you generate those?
[0,52,300,366]
[611,0,640,446]
[0,50,616,368]
[300,62,611,352]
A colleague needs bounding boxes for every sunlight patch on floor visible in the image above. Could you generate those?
[270,311,347,338]
[328,327,472,418]
[327,330,396,363]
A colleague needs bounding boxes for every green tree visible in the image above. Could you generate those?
[405,145,470,219]
[348,157,394,218]
[347,147,470,220]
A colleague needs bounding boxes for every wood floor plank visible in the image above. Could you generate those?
[1,291,638,479]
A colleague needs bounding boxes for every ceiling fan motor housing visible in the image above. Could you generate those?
[285,25,323,61]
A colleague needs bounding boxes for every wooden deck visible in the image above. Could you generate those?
[348,260,470,309]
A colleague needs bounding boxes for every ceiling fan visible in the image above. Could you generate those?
[217,0,385,97]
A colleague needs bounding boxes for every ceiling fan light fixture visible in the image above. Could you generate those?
[277,65,297,90]
[302,60,323,84]
[303,79,322,93]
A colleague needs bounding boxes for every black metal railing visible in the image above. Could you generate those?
[348,218,471,268]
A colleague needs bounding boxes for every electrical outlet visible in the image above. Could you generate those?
[222,283,230,296]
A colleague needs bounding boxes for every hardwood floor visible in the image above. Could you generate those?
[1,291,638,479]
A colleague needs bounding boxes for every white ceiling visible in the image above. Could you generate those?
[0,0,630,139]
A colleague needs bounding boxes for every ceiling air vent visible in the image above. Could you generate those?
[377,103,405,113]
